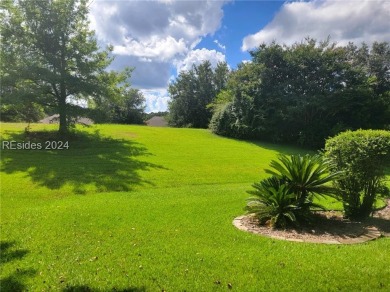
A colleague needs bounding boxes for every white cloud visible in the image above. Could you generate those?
[113,36,188,62]
[141,89,170,113]
[89,0,230,113]
[242,0,390,51]
[90,0,228,62]
[90,1,170,44]
[108,55,172,89]
[175,48,226,73]
[214,39,226,51]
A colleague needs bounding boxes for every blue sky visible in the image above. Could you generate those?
[196,1,284,68]
[89,0,390,112]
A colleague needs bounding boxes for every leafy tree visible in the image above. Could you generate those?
[209,62,263,138]
[251,40,362,146]
[343,41,390,129]
[168,69,196,127]
[168,61,229,128]
[0,102,45,123]
[96,89,146,125]
[1,0,132,134]
[208,90,235,136]
[213,61,230,93]
[325,130,390,219]
[347,42,390,96]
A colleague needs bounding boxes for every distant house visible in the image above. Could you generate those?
[39,114,93,125]
[145,116,168,127]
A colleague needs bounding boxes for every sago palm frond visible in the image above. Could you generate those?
[265,154,341,202]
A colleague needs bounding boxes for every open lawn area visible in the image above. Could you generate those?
[1,123,389,291]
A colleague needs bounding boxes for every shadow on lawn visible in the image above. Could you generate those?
[63,285,146,292]
[0,241,36,292]
[245,139,315,155]
[366,217,390,235]
[0,130,167,194]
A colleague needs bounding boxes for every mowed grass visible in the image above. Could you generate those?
[0,123,389,291]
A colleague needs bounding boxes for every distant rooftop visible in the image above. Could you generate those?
[39,114,93,125]
[145,116,168,127]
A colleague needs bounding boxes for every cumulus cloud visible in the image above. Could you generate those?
[242,0,390,51]
[89,0,229,112]
[113,36,188,62]
[90,1,171,44]
[90,0,228,62]
[175,48,226,73]
[141,88,170,113]
[108,55,171,89]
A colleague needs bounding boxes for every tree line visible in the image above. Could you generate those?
[168,39,390,148]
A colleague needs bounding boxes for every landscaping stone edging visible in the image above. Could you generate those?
[233,215,383,245]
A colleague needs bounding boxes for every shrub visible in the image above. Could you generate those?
[246,154,339,228]
[209,94,257,139]
[209,101,254,139]
[325,129,390,219]
[266,154,340,205]
[209,102,236,137]
[246,177,298,228]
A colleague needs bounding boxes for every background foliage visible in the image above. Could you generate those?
[168,61,229,128]
[209,39,390,148]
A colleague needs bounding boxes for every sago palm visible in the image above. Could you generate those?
[246,177,298,228]
[265,154,340,206]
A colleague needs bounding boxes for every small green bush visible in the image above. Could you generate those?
[246,154,339,228]
[325,129,390,219]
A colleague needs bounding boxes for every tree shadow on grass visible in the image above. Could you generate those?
[0,241,36,292]
[0,241,29,265]
[63,285,146,292]
[366,217,390,235]
[244,139,315,155]
[0,130,167,194]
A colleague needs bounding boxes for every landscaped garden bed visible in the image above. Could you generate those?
[234,202,390,244]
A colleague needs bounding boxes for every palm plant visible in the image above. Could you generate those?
[246,177,298,228]
[246,154,341,229]
[265,154,340,206]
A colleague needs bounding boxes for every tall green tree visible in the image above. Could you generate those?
[168,61,229,128]
[209,61,264,138]
[1,0,132,134]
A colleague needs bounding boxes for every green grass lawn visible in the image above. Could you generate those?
[1,123,389,291]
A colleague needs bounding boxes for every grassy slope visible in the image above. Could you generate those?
[1,123,389,291]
